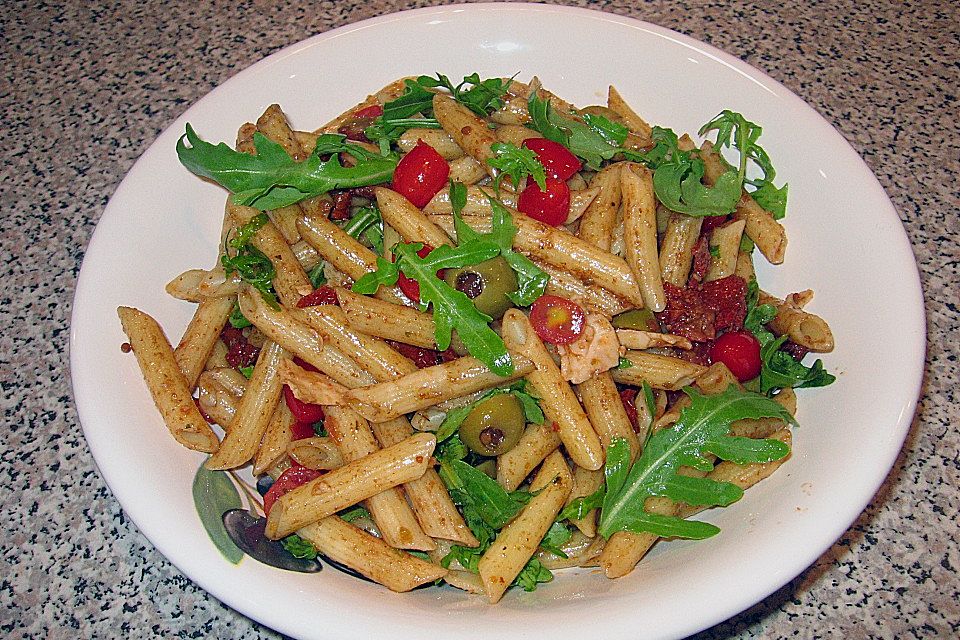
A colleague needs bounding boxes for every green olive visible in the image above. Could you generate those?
[459,394,525,457]
[444,256,517,319]
[612,308,660,331]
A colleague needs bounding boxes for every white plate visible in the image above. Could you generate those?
[70,4,925,639]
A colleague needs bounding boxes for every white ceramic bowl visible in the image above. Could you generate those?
[71,4,925,639]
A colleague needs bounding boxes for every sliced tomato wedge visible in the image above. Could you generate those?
[283,384,325,424]
[517,176,570,226]
[392,139,449,208]
[529,295,586,344]
[262,464,322,515]
[296,285,339,308]
[708,330,762,381]
[522,138,582,180]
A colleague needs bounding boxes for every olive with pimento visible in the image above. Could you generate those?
[443,256,517,319]
[459,393,526,457]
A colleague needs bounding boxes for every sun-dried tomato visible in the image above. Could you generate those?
[386,340,457,369]
[688,235,712,286]
[700,275,747,333]
[330,190,353,220]
[619,388,639,431]
[781,339,810,361]
[656,282,716,342]
[221,327,260,368]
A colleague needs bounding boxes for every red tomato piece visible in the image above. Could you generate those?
[293,356,319,373]
[396,244,435,303]
[708,330,762,382]
[262,464,322,515]
[290,421,316,441]
[392,140,449,208]
[296,285,339,308]
[529,295,586,344]
[700,214,731,232]
[337,104,384,142]
[619,388,640,430]
[517,176,570,226]
[283,384,325,424]
[521,138,582,180]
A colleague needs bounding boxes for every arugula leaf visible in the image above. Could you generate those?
[743,279,836,393]
[307,262,327,289]
[481,196,550,306]
[338,505,371,523]
[312,421,327,437]
[617,356,633,370]
[221,213,279,309]
[640,381,656,439]
[435,380,545,443]
[597,386,794,540]
[487,142,546,191]
[352,256,400,294]
[436,433,469,465]
[527,94,621,170]
[281,534,318,560]
[177,126,397,210]
[751,182,789,220]
[238,365,254,379]
[557,486,604,522]
[342,205,384,255]
[418,72,512,116]
[582,112,629,146]
[439,458,532,531]
[513,557,554,591]
[228,302,252,329]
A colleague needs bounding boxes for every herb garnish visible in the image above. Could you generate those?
[221,213,279,309]
[177,127,397,210]
[342,205,384,255]
[486,142,546,192]
[435,380,545,443]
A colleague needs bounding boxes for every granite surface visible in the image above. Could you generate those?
[2,0,958,637]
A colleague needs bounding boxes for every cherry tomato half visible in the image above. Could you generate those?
[517,176,570,227]
[296,285,339,308]
[529,295,586,344]
[283,384,325,424]
[396,244,436,303]
[262,464,322,515]
[522,138,582,180]
[290,421,317,441]
[392,139,449,208]
[708,330,762,382]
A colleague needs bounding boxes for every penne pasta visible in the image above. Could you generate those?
[576,371,641,460]
[621,163,665,311]
[496,421,562,492]
[658,212,703,287]
[705,219,747,281]
[760,290,835,352]
[577,163,623,251]
[174,294,235,388]
[611,351,708,390]
[433,92,498,178]
[375,187,453,248]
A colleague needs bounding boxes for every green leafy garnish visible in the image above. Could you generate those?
[557,487,605,522]
[617,356,633,370]
[307,262,327,289]
[228,302,252,329]
[539,521,573,558]
[417,72,512,116]
[364,78,441,148]
[487,142,546,191]
[177,126,397,210]
[750,182,789,220]
[513,557,554,591]
[527,94,621,170]
[281,534,318,560]
[353,241,513,375]
[595,385,794,540]
[744,279,836,393]
[238,365,254,379]
[312,421,327,437]
[338,505,371,523]
[435,380,544,443]
[342,205,384,255]
[221,213,279,310]
[582,112,629,146]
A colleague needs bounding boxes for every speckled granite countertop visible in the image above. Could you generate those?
[2,0,957,637]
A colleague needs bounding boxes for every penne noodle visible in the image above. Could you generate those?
[264,432,436,539]
[256,103,306,160]
[196,367,247,429]
[611,351,708,390]
[425,185,517,216]
[298,516,447,592]
[537,262,634,317]
[659,212,703,287]
[501,310,604,471]
[117,306,219,453]
[206,340,287,470]
[447,155,488,185]
[296,213,406,304]
[576,371,640,460]
[496,421,563,492]
[433,93,498,178]
[324,406,436,551]
[493,124,540,147]
[577,163,623,251]
[615,329,693,351]
[286,436,344,471]
[735,249,756,282]
[397,128,464,159]
[290,239,321,272]
[621,163,665,311]
[760,290,835,352]
[478,451,571,603]
[174,294,235,388]
[165,267,240,302]
[253,401,296,475]
[314,77,411,134]
[706,219,747,281]
[565,465,603,537]
[606,86,653,144]
[336,287,439,349]
[375,187,453,248]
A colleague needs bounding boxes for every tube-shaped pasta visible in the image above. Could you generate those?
[576,371,640,460]
[705,219,746,281]
[397,128,464,159]
[375,187,453,248]
[496,421,563,491]
[206,340,287,470]
[447,155,488,185]
[537,262,634,317]
[290,239,321,271]
[165,267,239,302]
[256,103,306,160]
[425,185,517,216]
[565,465,604,537]
[478,451,571,603]
[196,367,246,430]
[335,287,439,348]
[297,517,447,592]
[433,93,497,178]
[500,310,604,471]
[493,124,540,147]
[253,402,296,475]
[611,351,708,390]
[296,213,405,304]
[324,406,436,551]
[265,432,436,539]
[174,295,235,388]
[117,307,220,453]
[577,163,623,251]
[606,86,653,143]
[621,163,665,311]
[760,290,835,352]
[659,212,703,287]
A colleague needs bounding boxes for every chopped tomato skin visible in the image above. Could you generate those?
[392,140,449,208]
[290,421,317,441]
[283,384,325,424]
[297,285,339,308]
[529,295,586,344]
[262,464,322,515]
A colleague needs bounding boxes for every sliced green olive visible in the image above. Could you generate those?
[444,256,517,319]
[459,394,525,457]
[612,308,660,331]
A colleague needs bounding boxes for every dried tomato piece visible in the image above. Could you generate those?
[330,190,353,220]
[386,340,457,369]
[688,235,712,286]
[297,285,339,308]
[781,339,810,361]
[700,275,747,333]
[619,388,639,431]
[656,282,716,342]
[221,326,260,368]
